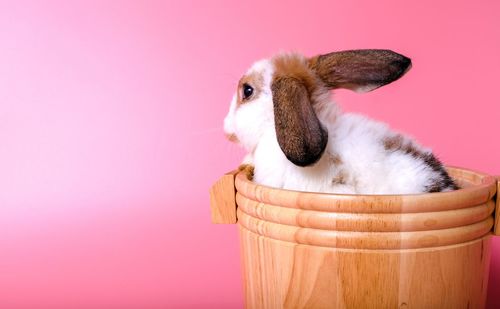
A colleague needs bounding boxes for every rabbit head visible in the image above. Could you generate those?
[224,50,412,167]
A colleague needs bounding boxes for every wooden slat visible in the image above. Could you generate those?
[240,227,491,308]
[209,170,238,224]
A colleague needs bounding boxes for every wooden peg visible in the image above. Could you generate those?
[209,170,238,224]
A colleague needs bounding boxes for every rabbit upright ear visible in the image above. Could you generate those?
[272,76,328,167]
[309,49,412,92]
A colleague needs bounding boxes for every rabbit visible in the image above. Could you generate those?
[223,49,458,194]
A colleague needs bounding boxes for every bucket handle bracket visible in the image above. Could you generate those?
[209,170,238,224]
[494,176,500,235]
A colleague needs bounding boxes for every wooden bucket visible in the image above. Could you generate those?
[210,167,500,308]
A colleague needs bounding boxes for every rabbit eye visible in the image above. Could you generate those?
[242,83,254,99]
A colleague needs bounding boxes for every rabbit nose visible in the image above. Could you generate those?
[225,133,239,143]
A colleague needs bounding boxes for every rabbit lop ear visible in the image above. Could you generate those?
[272,76,328,167]
[309,49,412,92]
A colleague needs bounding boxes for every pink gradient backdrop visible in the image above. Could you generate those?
[0,0,498,307]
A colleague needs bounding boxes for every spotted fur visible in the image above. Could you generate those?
[223,50,458,194]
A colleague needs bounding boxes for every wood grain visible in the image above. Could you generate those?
[240,228,491,309]
[209,170,238,224]
[218,167,498,308]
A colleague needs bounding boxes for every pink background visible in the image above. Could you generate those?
[0,0,499,307]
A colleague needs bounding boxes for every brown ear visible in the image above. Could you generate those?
[308,49,412,92]
[272,76,328,167]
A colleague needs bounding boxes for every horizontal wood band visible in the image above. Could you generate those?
[237,209,494,249]
[237,194,495,232]
[235,167,497,214]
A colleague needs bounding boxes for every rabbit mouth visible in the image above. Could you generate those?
[225,133,239,143]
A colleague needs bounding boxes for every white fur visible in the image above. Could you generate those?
[224,57,445,194]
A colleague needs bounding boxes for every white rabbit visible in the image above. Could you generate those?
[223,50,458,194]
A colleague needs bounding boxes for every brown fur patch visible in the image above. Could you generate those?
[382,134,404,150]
[272,54,318,94]
[421,153,459,192]
[238,164,254,180]
[236,72,264,105]
[225,133,239,143]
[329,153,343,165]
[271,76,328,167]
[269,54,329,167]
[383,134,420,157]
[308,49,411,91]
[382,134,459,192]
[331,171,347,185]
